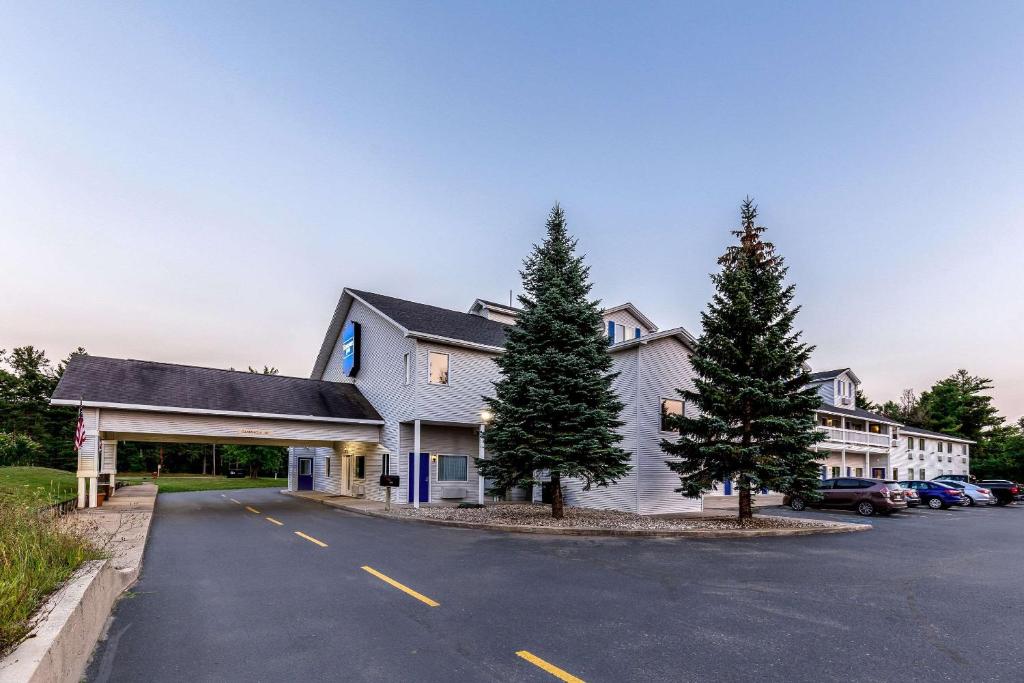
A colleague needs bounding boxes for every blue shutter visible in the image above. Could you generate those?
[634,327,641,339]
[607,321,615,343]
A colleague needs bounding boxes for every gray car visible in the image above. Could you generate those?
[937,479,995,506]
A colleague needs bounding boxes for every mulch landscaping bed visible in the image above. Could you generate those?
[378,503,854,534]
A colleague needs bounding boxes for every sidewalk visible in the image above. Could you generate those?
[68,483,157,576]
[284,489,393,514]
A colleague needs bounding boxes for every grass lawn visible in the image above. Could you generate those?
[0,466,79,507]
[119,473,285,493]
[0,467,100,655]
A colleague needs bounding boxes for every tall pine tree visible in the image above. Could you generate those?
[478,204,630,518]
[662,198,824,520]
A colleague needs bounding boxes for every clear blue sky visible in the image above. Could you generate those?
[1,1,1022,419]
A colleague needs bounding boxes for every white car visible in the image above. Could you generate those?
[936,479,995,506]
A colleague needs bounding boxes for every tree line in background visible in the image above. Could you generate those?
[0,348,285,477]
[859,370,1024,481]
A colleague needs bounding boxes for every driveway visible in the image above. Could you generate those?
[87,489,1024,682]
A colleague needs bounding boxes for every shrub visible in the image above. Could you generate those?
[0,502,100,655]
[0,433,44,467]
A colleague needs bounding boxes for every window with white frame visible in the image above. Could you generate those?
[660,398,684,432]
[918,438,925,450]
[355,455,365,479]
[438,454,468,481]
[403,353,411,385]
[919,468,926,479]
[428,351,449,385]
[907,436,913,450]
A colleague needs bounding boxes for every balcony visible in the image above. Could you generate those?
[817,426,892,451]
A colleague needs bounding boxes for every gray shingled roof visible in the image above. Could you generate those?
[350,289,511,348]
[52,355,382,422]
[807,368,849,382]
[815,402,902,425]
[899,424,975,443]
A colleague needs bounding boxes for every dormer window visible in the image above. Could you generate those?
[606,321,640,344]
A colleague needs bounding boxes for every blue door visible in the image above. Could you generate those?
[407,452,429,503]
[297,457,313,491]
[724,479,732,495]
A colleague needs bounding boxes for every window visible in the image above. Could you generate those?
[428,351,449,385]
[946,442,952,453]
[869,424,880,434]
[830,466,841,478]
[325,457,331,478]
[854,467,864,477]
[961,457,967,464]
[892,468,899,480]
[961,444,967,454]
[382,453,391,475]
[947,456,952,463]
[919,468,926,479]
[660,399,684,432]
[354,455,365,479]
[907,436,914,450]
[438,455,468,481]
[299,458,312,476]
[918,438,925,450]
[403,353,411,385]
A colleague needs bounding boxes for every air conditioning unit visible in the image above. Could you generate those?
[839,396,852,406]
[440,486,467,499]
[352,483,365,497]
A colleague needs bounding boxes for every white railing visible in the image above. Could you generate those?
[818,427,891,449]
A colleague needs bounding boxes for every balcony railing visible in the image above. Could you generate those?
[817,426,892,449]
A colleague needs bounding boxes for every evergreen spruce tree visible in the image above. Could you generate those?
[662,198,824,520]
[478,204,630,518]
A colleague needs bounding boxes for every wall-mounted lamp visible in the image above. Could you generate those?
[430,454,438,463]
[480,409,494,424]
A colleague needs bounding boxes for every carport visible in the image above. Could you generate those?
[51,355,384,508]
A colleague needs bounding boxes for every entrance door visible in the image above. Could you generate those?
[297,457,313,491]
[407,452,429,503]
[871,468,886,479]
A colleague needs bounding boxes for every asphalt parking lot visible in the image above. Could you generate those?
[87,490,1024,682]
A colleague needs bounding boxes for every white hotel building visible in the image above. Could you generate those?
[54,287,972,512]
[288,288,973,513]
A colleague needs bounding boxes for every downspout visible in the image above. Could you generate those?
[635,343,642,515]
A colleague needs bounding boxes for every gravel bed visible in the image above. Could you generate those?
[381,503,836,531]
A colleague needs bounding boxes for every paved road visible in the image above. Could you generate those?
[87,490,1024,682]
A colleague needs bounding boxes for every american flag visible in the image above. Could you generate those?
[74,403,86,451]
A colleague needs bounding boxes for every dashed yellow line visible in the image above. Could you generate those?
[245,506,260,514]
[360,566,439,607]
[265,516,283,526]
[516,651,584,683]
[229,498,241,504]
[295,531,328,547]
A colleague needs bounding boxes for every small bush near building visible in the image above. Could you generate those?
[0,502,100,655]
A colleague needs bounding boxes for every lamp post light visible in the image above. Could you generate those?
[478,409,493,505]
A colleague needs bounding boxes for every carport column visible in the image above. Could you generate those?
[77,476,86,508]
[413,419,421,509]
[101,439,118,491]
[77,411,100,508]
[841,449,846,477]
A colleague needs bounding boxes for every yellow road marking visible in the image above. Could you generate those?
[265,516,283,526]
[229,498,241,504]
[360,566,439,607]
[245,506,260,514]
[294,531,328,547]
[516,651,584,683]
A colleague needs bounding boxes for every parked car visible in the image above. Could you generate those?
[977,480,1024,506]
[899,484,921,507]
[936,480,995,506]
[785,478,908,516]
[933,474,973,483]
[898,480,966,509]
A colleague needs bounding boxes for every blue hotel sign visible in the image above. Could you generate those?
[341,321,361,377]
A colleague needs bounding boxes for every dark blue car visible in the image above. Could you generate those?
[898,480,966,509]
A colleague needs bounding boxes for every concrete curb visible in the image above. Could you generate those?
[285,492,871,538]
[0,484,157,683]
